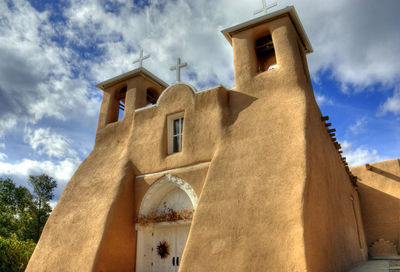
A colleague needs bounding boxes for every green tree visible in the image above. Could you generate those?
[0,178,35,241]
[13,187,34,241]
[0,234,36,272]
[0,175,57,270]
[28,174,57,242]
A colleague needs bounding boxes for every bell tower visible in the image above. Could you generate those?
[95,67,168,131]
[222,6,313,96]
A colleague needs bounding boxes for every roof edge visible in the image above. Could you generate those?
[96,67,169,90]
[221,6,313,54]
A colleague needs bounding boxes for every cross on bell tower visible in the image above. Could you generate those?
[132,49,150,68]
[254,0,277,15]
[170,58,187,83]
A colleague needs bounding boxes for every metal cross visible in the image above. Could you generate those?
[132,49,150,68]
[254,0,277,15]
[170,58,187,82]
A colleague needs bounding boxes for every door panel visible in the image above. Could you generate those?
[151,225,190,272]
[152,227,176,272]
[175,226,190,270]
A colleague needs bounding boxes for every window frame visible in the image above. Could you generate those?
[167,112,184,155]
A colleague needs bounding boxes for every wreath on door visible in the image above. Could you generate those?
[157,241,170,259]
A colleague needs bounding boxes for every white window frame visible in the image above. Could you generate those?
[167,112,184,155]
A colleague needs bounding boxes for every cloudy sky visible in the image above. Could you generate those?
[0,0,399,204]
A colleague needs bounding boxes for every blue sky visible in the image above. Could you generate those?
[0,0,399,204]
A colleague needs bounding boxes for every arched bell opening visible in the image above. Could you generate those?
[136,174,197,272]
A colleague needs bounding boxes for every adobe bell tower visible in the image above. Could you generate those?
[222,6,313,96]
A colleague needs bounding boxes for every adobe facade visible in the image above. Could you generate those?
[26,6,399,272]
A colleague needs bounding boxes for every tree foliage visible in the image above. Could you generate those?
[0,175,57,270]
[28,174,57,241]
[0,234,36,272]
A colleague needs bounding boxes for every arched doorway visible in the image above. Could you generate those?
[136,174,197,272]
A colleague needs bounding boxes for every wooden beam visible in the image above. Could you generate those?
[325,122,332,127]
[321,116,329,121]
[334,143,341,149]
[328,128,336,133]
[365,164,372,170]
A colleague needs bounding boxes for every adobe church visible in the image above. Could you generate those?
[26,6,400,272]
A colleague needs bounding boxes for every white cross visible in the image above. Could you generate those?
[254,0,277,15]
[132,49,150,68]
[170,58,187,82]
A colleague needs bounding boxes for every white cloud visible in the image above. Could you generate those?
[63,0,253,87]
[342,141,387,167]
[24,128,76,159]
[0,0,100,136]
[0,0,398,142]
[0,157,81,186]
[315,93,333,106]
[0,153,7,161]
[380,86,400,115]
[60,0,400,92]
[349,117,367,135]
[0,118,17,138]
[276,0,400,91]
[0,142,5,149]
[49,200,58,209]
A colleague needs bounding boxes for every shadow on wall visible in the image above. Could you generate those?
[365,165,400,183]
[226,91,257,126]
[357,182,400,257]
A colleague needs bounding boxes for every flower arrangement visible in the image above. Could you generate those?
[137,202,194,226]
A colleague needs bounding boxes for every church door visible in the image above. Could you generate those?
[152,225,190,272]
[136,175,198,272]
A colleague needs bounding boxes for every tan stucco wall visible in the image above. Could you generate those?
[26,84,227,271]
[180,16,311,272]
[304,95,367,272]
[181,94,308,271]
[26,117,134,271]
[27,10,371,272]
[351,159,400,253]
[128,85,227,173]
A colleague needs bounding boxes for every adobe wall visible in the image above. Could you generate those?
[27,10,372,272]
[180,90,309,271]
[26,84,228,271]
[128,84,228,173]
[180,16,313,270]
[26,118,135,271]
[303,94,367,272]
[351,159,400,254]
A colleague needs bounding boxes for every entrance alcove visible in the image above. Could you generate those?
[136,174,197,272]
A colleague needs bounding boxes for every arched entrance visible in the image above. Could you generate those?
[136,174,197,272]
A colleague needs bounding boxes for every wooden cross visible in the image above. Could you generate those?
[132,49,150,68]
[170,58,187,82]
[254,0,277,15]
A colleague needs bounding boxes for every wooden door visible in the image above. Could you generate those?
[151,225,190,272]
[152,227,176,272]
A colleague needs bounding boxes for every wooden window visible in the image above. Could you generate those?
[168,112,184,154]
[255,35,277,72]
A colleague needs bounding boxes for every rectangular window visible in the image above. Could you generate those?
[168,112,184,154]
